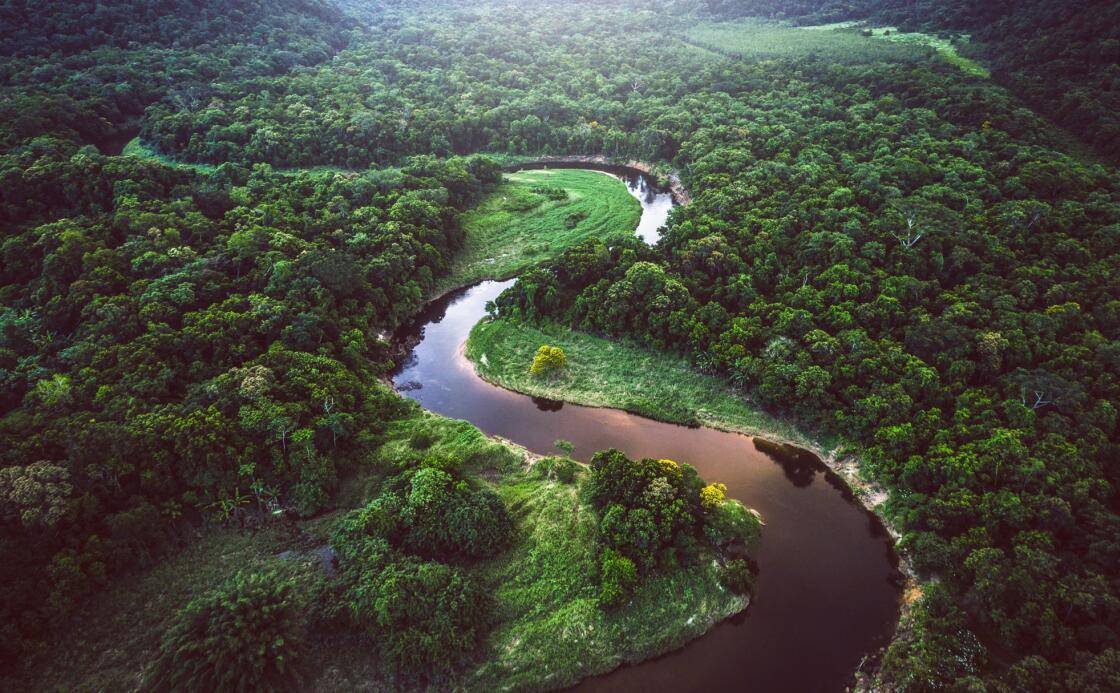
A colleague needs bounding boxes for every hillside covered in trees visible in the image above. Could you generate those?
[2,0,1119,690]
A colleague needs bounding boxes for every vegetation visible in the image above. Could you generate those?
[529,344,567,378]
[698,0,1120,161]
[147,570,309,692]
[471,442,749,690]
[441,169,641,292]
[467,316,818,448]
[3,0,1120,689]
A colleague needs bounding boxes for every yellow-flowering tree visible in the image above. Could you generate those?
[529,344,566,377]
[699,482,727,510]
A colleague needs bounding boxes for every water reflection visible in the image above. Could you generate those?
[621,173,674,244]
[532,395,564,411]
[754,438,822,488]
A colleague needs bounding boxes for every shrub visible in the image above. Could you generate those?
[699,482,727,510]
[704,499,761,546]
[529,344,566,377]
[599,549,637,608]
[147,571,308,692]
[531,184,568,200]
[402,468,513,559]
[564,209,589,228]
[536,455,579,483]
[719,558,754,595]
[600,503,659,570]
[344,558,492,674]
[502,188,544,211]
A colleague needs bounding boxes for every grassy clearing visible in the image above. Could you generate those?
[439,168,641,293]
[864,26,989,78]
[684,18,987,77]
[684,18,922,63]
[467,317,831,454]
[12,407,740,691]
[473,467,740,691]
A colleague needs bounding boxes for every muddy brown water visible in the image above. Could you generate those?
[392,170,901,692]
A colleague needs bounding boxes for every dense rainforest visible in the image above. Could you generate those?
[700,0,1120,160]
[2,0,1119,690]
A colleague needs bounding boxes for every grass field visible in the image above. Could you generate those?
[438,168,641,293]
[684,18,987,77]
[684,18,922,63]
[467,317,830,453]
[864,26,989,78]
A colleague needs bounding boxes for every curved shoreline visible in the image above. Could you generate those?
[460,316,902,536]
[458,316,913,689]
[508,155,692,205]
[393,162,906,689]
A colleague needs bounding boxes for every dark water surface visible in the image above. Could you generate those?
[392,171,901,692]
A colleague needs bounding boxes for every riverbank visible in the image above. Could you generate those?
[10,404,749,691]
[434,168,641,295]
[466,314,912,541]
[468,316,833,460]
[372,413,751,691]
[465,315,912,520]
[509,155,691,205]
[465,316,915,687]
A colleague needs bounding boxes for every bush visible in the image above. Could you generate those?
[600,503,659,570]
[529,344,566,377]
[599,549,637,608]
[147,571,308,692]
[718,558,754,595]
[535,455,579,483]
[402,468,513,559]
[699,482,727,510]
[564,209,589,228]
[502,188,544,211]
[703,499,761,546]
[531,184,568,201]
[343,558,492,674]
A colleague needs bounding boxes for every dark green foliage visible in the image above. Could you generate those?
[483,2,1120,681]
[718,558,754,595]
[341,556,492,675]
[703,0,1120,161]
[599,548,638,607]
[0,119,499,660]
[2,0,1119,687]
[879,583,986,689]
[535,455,580,484]
[146,570,308,692]
[402,467,514,559]
[531,185,569,201]
[584,449,749,599]
[330,466,505,675]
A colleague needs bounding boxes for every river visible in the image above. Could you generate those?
[392,169,901,692]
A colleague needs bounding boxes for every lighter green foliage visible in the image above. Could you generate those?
[438,169,640,292]
[468,317,824,451]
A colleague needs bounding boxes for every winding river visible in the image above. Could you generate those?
[393,169,901,692]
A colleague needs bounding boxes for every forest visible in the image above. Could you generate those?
[2,0,1119,690]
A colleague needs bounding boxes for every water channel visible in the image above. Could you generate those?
[392,168,901,692]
